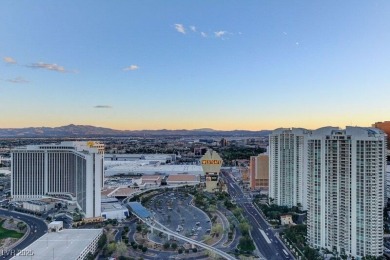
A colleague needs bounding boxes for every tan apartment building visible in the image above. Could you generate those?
[249,154,269,190]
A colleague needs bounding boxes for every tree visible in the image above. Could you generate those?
[98,234,107,249]
[85,252,94,260]
[192,247,198,253]
[211,224,223,236]
[232,208,243,218]
[136,224,142,232]
[202,235,212,243]
[115,242,128,257]
[303,246,321,259]
[238,235,255,252]
[141,246,147,253]
[171,243,178,250]
[163,242,170,249]
[362,256,379,260]
[207,205,217,212]
[239,221,251,236]
[178,248,183,254]
[17,222,26,232]
[107,242,117,255]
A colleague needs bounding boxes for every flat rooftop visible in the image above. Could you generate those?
[102,203,127,212]
[110,187,138,197]
[167,174,198,182]
[105,162,203,176]
[11,229,102,260]
[142,175,162,180]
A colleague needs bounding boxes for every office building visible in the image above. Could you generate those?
[269,128,309,209]
[249,154,269,190]
[306,127,385,258]
[11,141,104,218]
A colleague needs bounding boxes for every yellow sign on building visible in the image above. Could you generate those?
[202,160,222,165]
[200,150,223,192]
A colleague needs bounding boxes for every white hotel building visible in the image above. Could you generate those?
[269,128,309,210]
[11,141,104,218]
[306,127,385,258]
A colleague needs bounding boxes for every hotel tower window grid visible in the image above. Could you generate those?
[11,142,103,218]
[306,127,385,258]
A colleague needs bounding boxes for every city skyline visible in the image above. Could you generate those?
[1,1,390,130]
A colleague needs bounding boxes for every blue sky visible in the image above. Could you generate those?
[1,1,390,130]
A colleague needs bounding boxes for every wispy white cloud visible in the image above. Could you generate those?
[174,24,186,34]
[6,77,29,84]
[27,62,72,73]
[94,105,112,109]
[123,65,139,71]
[173,24,238,40]
[214,31,227,38]
[3,57,17,64]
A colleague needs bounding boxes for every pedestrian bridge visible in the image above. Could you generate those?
[145,218,236,260]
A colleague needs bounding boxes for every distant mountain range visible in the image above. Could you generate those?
[0,124,271,138]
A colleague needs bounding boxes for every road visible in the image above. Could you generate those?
[0,209,47,260]
[144,219,237,260]
[222,172,294,260]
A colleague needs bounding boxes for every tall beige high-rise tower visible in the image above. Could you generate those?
[249,154,269,190]
[372,121,390,149]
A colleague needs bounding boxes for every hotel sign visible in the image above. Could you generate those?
[200,150,223,175]
[202,160,222,165]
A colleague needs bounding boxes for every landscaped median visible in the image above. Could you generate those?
[0,217,27,250]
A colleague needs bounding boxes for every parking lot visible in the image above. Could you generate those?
[145,191,211,244]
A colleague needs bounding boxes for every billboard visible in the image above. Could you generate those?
[200,150,223,174]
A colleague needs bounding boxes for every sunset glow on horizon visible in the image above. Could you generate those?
[1,1,390,131]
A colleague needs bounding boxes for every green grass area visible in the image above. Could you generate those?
[0,220,24,239]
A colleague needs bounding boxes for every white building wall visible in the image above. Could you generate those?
[307,127,385,258]
[11,142,104,218]
[269,128,309,209]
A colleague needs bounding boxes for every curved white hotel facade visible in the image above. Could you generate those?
[11,141,104,218]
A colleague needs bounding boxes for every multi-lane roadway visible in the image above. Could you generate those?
[222,172,294,260]
[0,209,47,260]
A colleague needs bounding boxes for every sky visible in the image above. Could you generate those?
[1,1,390,130]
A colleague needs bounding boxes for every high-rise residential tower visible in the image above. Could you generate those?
[269,128,309,209]
[306,127,385,258]
[249,154,269,190]
[11,141,104,218]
